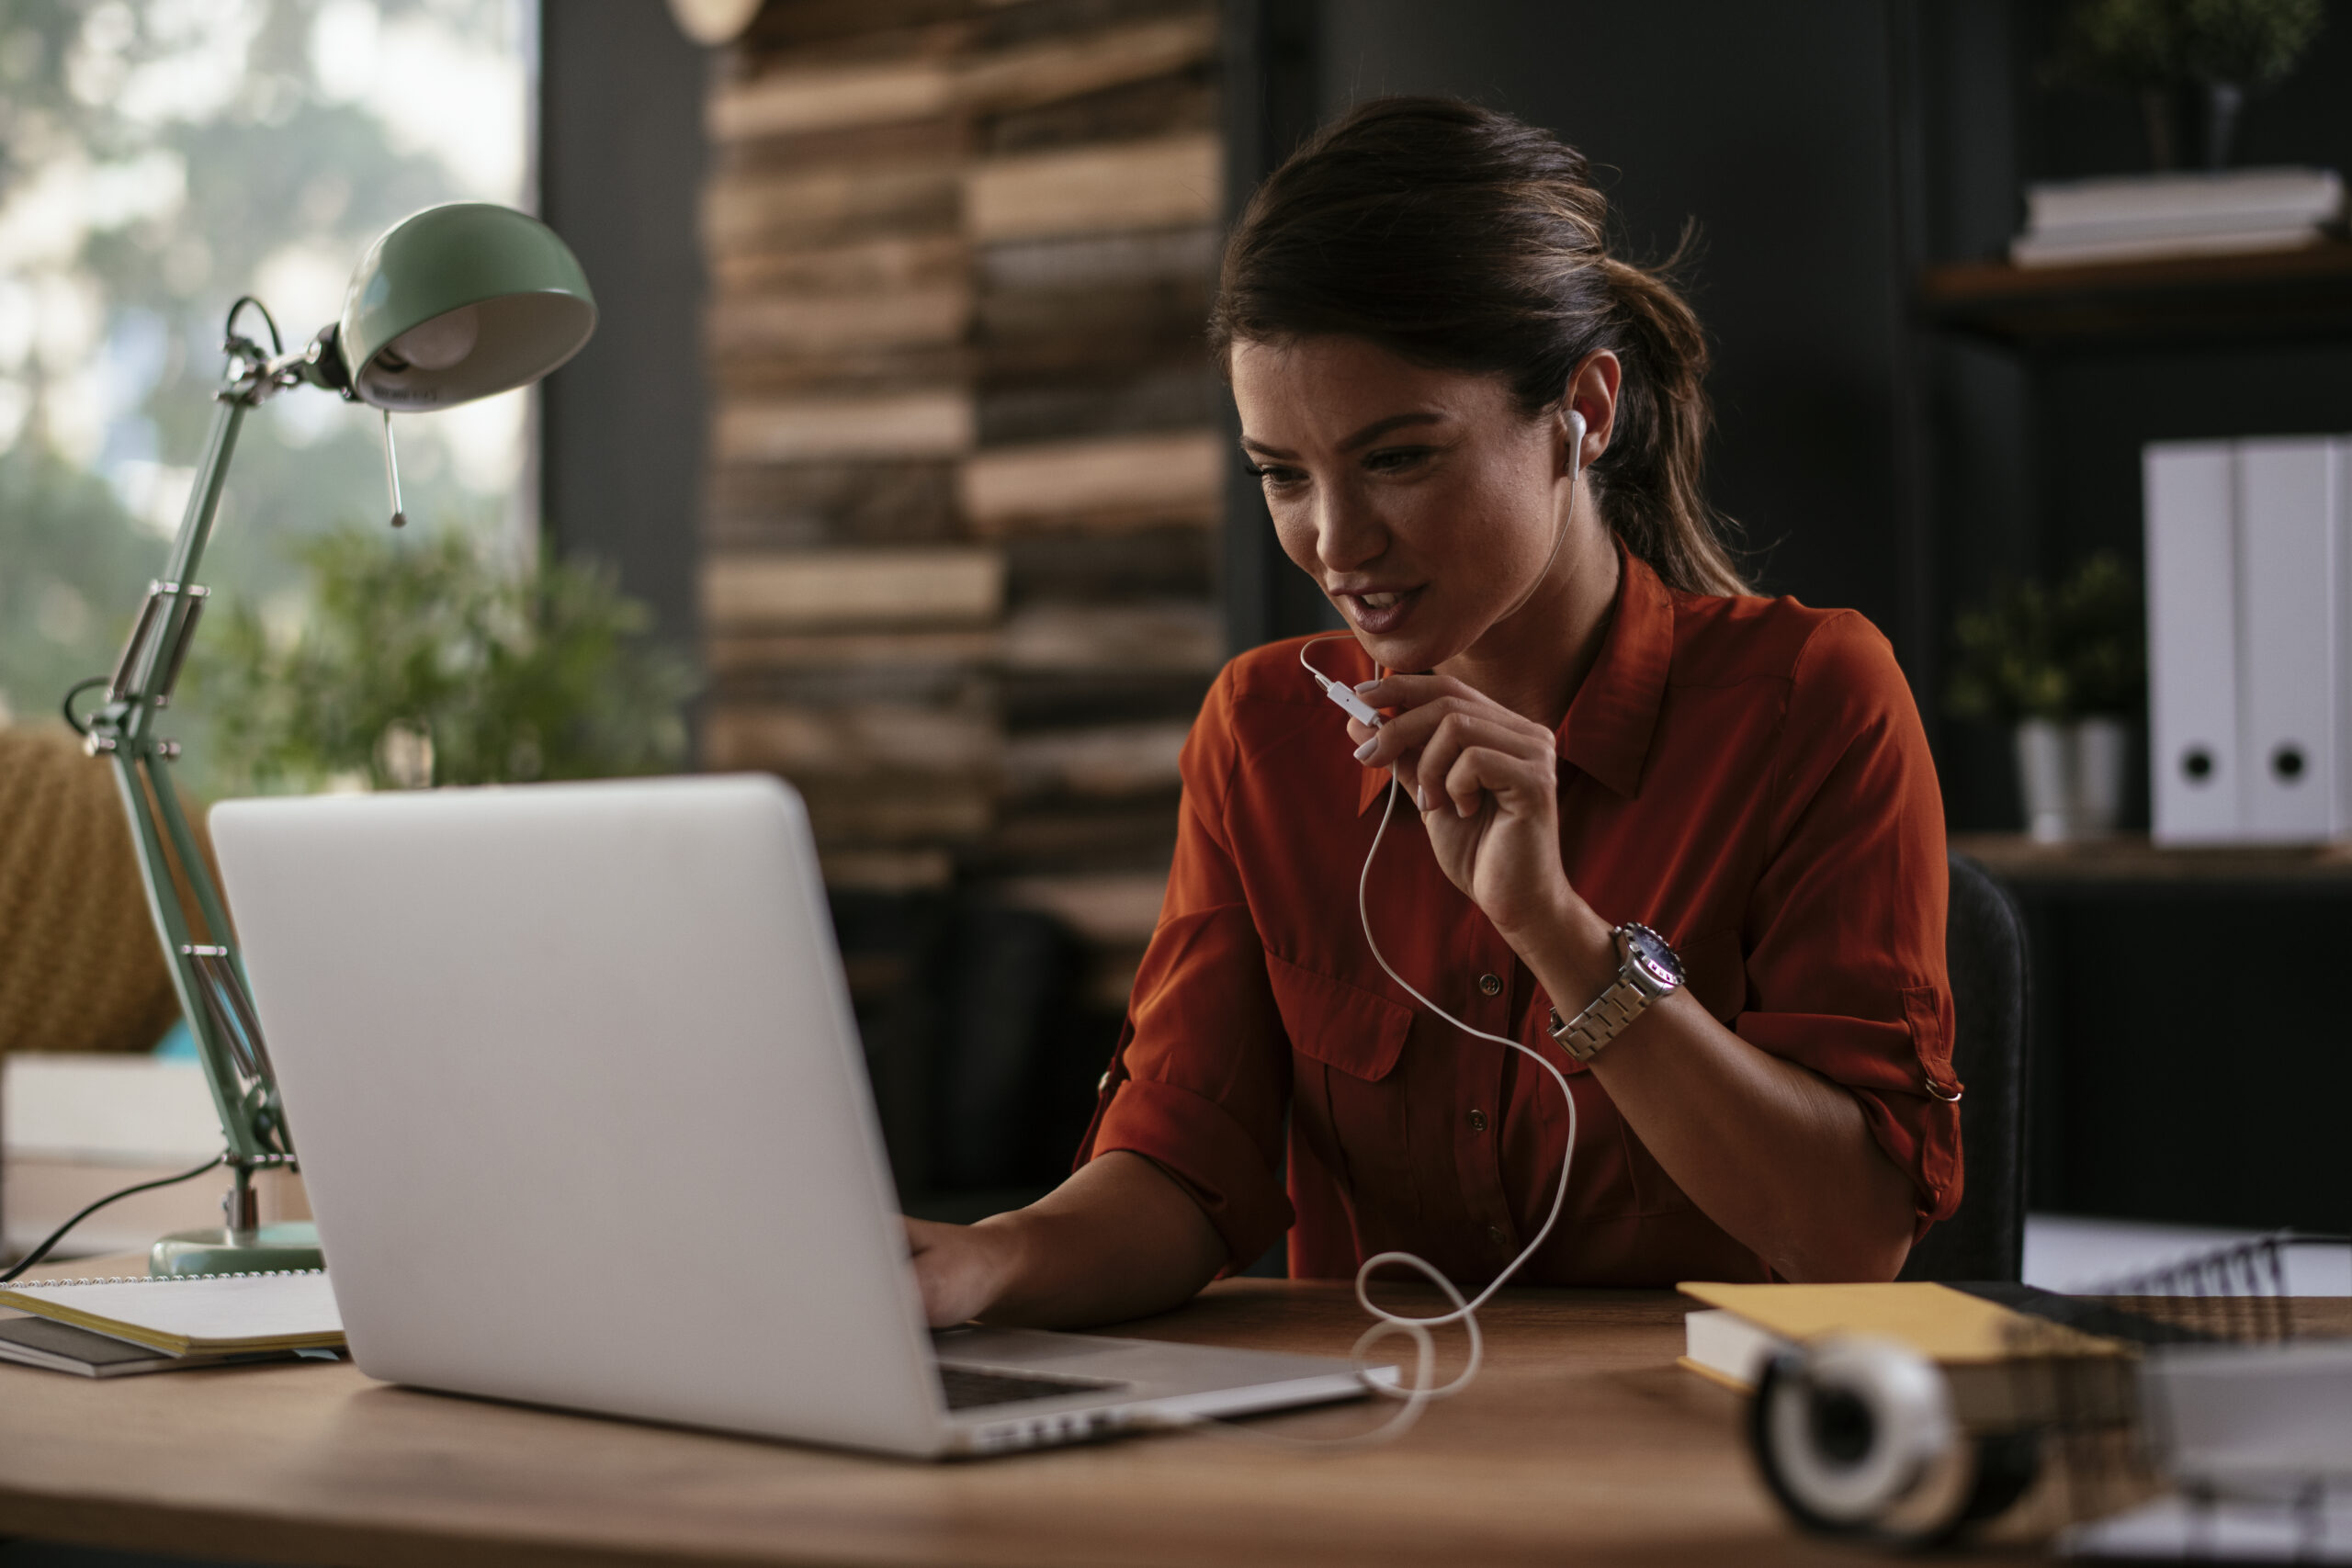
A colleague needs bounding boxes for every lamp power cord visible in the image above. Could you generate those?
[0,1156,225,1284]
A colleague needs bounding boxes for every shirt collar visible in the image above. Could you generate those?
[1355,539,1674,815]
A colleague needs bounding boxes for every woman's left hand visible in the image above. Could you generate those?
[1347,674,1574,941]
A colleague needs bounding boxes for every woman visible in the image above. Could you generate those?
[909,97,1960,1327]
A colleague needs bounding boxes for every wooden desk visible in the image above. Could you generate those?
[0,1274,2002,1568]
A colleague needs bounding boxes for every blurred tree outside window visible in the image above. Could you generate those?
[0,0,532,796]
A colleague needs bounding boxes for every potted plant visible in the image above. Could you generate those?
[1949,553,2145,842]
[198,526,696,793]
[2050,0,2324,169]
[2177,0,2327,169]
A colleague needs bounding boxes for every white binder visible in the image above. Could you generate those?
[2144,443,2242,844]
[2234,438,2340,842]
[2340,437,2352,839]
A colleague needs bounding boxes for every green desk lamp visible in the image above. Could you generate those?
[66,203,596,1277]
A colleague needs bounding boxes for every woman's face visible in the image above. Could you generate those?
[1230,333,1589,675]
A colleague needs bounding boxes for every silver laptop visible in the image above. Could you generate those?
[211,774,1378,1457]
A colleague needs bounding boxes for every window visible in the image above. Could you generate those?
[0,0,530,794]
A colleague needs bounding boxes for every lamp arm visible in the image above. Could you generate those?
[81,344,300,1172]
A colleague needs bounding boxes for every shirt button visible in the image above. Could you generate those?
[1477,973,1503,997]
[1467,1108,1487,1133]
[1487,1224,1508,1247]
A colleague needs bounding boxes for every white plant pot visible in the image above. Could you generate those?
[2016,718,2074,843]
[2014,716,2132,842]
[2071,716,2129,839]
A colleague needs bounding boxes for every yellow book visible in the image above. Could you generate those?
[1676,1280,2131,1428]
[0,1269,343,1357]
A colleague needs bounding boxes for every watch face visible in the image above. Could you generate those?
[1623,923,1683,989]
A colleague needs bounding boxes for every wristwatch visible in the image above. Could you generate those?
[1545,922,1685,1062]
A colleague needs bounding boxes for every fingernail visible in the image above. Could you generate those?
[1353,680,1379,694]
[1352,738,1377,761]
[1415,786,1428,809]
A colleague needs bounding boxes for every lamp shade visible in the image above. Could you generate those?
[337,203,596,411]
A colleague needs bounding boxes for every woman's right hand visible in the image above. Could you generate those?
[900,1153,1227,1330]
[904,1214,1023,1327]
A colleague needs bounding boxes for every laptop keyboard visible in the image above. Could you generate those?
[938,1364,1123,1412]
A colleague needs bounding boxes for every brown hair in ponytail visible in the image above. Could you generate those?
[1209,96,1750,598]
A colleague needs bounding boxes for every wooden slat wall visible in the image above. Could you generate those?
[702,0,1225,998]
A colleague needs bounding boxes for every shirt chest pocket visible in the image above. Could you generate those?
[1263,951,1411,1080]
[1263,952,1416,1201]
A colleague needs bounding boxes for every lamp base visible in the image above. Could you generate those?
[150,1222,323,1278]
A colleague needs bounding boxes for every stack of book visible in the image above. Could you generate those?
[2010,167,2345,268]
[700,0,1226,1009]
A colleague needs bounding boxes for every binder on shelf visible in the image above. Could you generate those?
[2233,438,2340,842]
[2144,442,2242,844]
[2342,437,2352,839]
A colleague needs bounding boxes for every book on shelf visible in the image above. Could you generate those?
[2011,166,2344,267]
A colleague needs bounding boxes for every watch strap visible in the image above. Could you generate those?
[1545,976,1652,1063]
[1545,924,1679,1063]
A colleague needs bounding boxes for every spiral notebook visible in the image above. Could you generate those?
[0,1269,344,1356]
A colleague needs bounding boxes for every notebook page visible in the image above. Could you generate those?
[0,1270,343,1353]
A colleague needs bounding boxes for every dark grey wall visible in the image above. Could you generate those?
[538,1,707,656]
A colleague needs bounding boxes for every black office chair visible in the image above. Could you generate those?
[1897,850,2030,1283]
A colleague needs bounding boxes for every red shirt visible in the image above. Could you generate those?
[1075,545,1962,1285]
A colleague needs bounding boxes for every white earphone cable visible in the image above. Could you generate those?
[1174,650,1580,1450]
[1173,409,1592,1450]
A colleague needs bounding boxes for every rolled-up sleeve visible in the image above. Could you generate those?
[1073,669,1295,1269]
[1735,613,1963,1234]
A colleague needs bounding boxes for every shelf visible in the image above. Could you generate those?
[1918,241,2352,348]
[1953,831,2352,893]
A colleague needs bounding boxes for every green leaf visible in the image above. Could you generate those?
[193,524,698,793]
